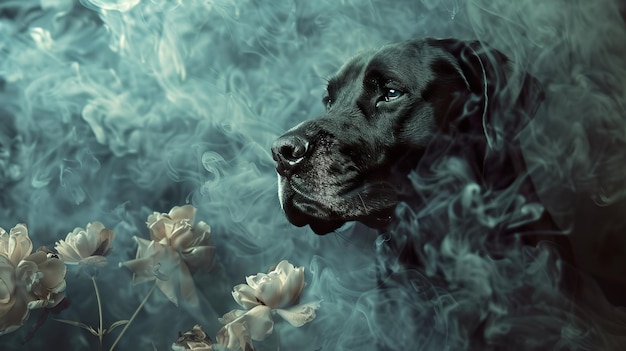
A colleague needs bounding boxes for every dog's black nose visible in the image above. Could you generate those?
[271,134,310,177]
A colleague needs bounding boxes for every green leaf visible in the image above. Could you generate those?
[104,320,130,335]
[55,319,99,336]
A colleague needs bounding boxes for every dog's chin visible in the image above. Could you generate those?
[281,192,396,235]
[285,210,346,235]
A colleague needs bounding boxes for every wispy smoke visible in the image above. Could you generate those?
[0,0,625,350]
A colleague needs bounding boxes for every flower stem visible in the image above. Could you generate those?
[108,283,157,351]
[92,276,104,351]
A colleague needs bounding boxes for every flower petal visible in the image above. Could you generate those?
[7,224,33,265]
[232,284,259,310]
[189,221,211,247]
[0,256,16,308]
[172,324,213,351]
[169,205,196,222]
[54,239,82,264]
[177,261,198,306]
[169,222,194,249]
[181,245,215,274]
[275,301,321,327]
[216,306,273,350]
[15,252,66,311]
[93,228,115,257]
[86,221,106,239]
[245,273,264,291]
[119,256,156,284]
[133,236,152,258]
[37,254,67,290]
[120,238,161,284]
[157,278,178,306]
[274,260,295,279]
[253,273,282,308]
[79,255,108,268]
[218,309,246,325]
[216,314,253,351]
[0,287,30,336]
[278,265,305,308]
[75,232,94,259]
[245,305,274,341]
[147,216,170,242]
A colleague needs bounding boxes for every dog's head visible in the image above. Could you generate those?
[272,38,544,234]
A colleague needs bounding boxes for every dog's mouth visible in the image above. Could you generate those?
[278,175,397,235]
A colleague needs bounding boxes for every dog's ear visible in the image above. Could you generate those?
[426,38,544,151]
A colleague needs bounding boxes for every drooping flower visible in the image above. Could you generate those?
[0,224,67,335]
[17,251,67,310]
[217,260,320,351]
[54,221,115,267]
[120,205,215,306]
[172,324,214,351]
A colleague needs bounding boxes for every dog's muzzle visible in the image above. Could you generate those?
[271,131,348,234]
[271,133,309,178]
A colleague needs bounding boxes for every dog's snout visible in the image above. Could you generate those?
[271,134,310,177]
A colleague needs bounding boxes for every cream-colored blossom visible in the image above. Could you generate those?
[0,255,28,335]
[146,205,214,273]
[54,221,115,267]
[0,224,32,265]
[120,237,197,306]
[121,205,215,306]
[17,251,67,310]
[0,225,67,335]
[172,324,214,351]
[217,261,320,351]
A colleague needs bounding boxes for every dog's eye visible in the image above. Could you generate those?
[383,88,403,102]
[322,96,332,109]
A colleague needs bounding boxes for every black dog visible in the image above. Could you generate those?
[272,38,544,235]
[271,38,626,348]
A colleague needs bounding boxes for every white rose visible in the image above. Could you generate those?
[217,261,320,351]
[121,205,215,306]
[234,260,305,311]
[146,205,214,274]
[0,225,67,335]
[54,221,115,267]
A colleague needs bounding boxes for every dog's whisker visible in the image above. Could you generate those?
[357,192,369,215]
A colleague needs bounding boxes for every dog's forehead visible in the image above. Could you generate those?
[368,40,441,86]
[327,51,375,94]
[328,40,443,93]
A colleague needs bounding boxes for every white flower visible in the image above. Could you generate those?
[0,255,29,335]
[120,205,215,306]
[17,251,67,310]
[0,224,67,335]
[121,238,197,306]
[54,221,115,267]
[146,205,214,274]
[217,261,320,351]
[216,309,261,351]
[172,324,214,351]
[0,224,32,265]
